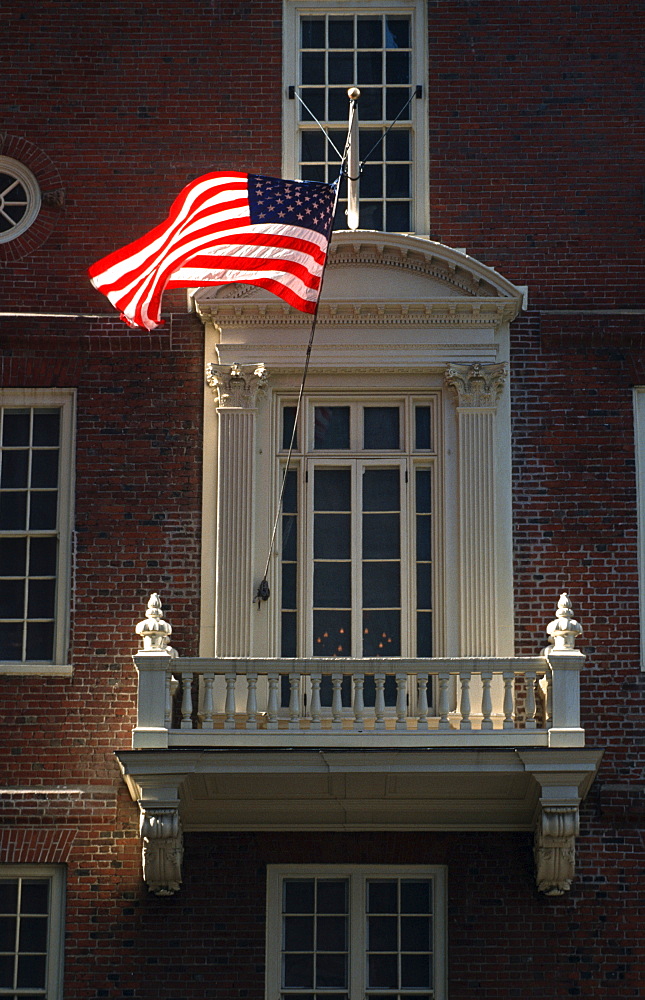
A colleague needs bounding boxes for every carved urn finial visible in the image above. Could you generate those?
[546,593,583,650]
[135,593,173,652]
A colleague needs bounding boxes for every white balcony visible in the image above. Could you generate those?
[115,594,603,898]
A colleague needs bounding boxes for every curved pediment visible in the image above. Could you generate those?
[192,231,524,328]
[193,232,525,371]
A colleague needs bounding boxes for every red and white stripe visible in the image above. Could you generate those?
[89,172,331,330]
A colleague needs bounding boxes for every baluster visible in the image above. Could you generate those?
[180,672,194,729]
[459,671,472,730]
[525,669,537,730]
[289,673,301,730]
[202,673,214,730]
[267,673,279,730]
[224,673,237,729]
[544,666,553,730]
[480,669,493,731]
[395,672,408,730]
[417,673,429,731]
[353,673,365,732]
[331,673,343,730]
[502,670,515,729]
[374,673,386,731]
[310,673,322,730]
[164,672,173,728]
[438,672,450,731]
[246,672,258,730]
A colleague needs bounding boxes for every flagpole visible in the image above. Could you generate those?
[256,100,358,604]
[346,87,360,231]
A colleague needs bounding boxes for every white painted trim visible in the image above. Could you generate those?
[0,864,65,1000]
[633,386,645,670]
[0,388,76,673]
[0,156,42,244]
[282,0,429,234]
[266,864,447,1000]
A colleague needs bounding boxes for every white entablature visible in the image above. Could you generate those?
[191,232,525,371]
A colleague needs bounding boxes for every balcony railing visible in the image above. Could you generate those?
[130,592,586,750]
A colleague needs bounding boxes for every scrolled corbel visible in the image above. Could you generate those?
[534,806,579,895]
[140,806,183,896]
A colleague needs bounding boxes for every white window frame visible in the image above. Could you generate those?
[0,389,75,675]
[633,386,645,671]
[282,0,430,235]
[266,864,447,1000]
[0,157,42,244]
[276,391,438,660]
[0,864,65,1000]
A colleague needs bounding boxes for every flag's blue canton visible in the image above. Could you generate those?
[248,174,335,237]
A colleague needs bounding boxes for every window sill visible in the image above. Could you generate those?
[0,663,73,677]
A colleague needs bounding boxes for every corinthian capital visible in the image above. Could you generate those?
[206,362,268,409]
[444,362,507,408]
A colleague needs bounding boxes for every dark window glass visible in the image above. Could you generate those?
[314,468,351,511]
[0,579,25,618]
[386,164,410,198]
[386,50,410,84]
[363,610,400,656]
[2,412,30,447]
[0,621,22,658]
[314,407,350,450]
[31,450,59,488]
[328,53,354,85]
[302,51,325,85]
[359,87,383,120]
[368,881,398,913]
[386,129,410,161]
[32,411,59,446]
[362,562,400,608]
[0,537,27,574]
[415,407,431,449]
[1,450,29,488]
[0,491,27,530]
[29,537,57,576]
[358,51,382,85]
[386,19,410,48]
[364,407,399,449]
[302,18,325,48]
[314,562,351,607]
[401,881,431,913]
[284,880,315,913]
[363,469,399,511]
[362,513,400,560]
[386,201,410,232]
[316,953,346,988]
[301,131,326,162]
[329,18,353,48]
[300,88,325,122]
[417,612,432,657]
[313,610,351,656]
[386,88,411,121]
[0,915,16,950]
[29,492,57,531]
[284,916,314,950]
[314,513,351,560]
[26,621,54,660]
[357,18,382,48]
[317,880,348,913]
[283,406,298,451]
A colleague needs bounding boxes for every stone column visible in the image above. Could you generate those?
[206,363,267,656]
[444,363,507,656]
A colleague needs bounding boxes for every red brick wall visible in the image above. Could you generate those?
[1,1,644,997]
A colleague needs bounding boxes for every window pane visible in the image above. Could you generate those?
[314,513,351,560]
[386,201,410,232]
[368,915,398,951]
[0,491,27,530]
[368,881,398,913]
[386,129,410,161]
[362,562,400,608]
[32,411,59,446]
[364,408,399,449]
[416,612,432,657]
[314,407,349,450]
[401,881,431,913]
[362,513,400,559]
[0,881,18,912]
[282,613,297,657]
[328,53,354,85]
[415,470,431,513]
[386,50,410,84]
[329,18,353,48]
[301,131,326,163]
[401,916,431,951]
[401,953,431,988]
[363,469,399,510]
[367,953,398,988]
[283,407,298,450]
[358,51,382,85]
[360,202,383,230]
[314,468,350,510]
[316,953,347,988]
[0,536,27,574]
[29,536,57,576]
[359,88,383,120]
[0,954,14,988]
[361,163,383,199]
[285,880,315,913]
[301,88,325,122]
[313,611,351,655]
[363,610,400,656]
[284,953,314,987]
[283,515,297,561]
[317,915,347,951]
[284,915,314,950]
[314,562,351,607]
[26,621,54,660]
[1,450,28,488]
[302,51,325,85]
[0,915,16,950]
[2,412,30,446]
[0,621,22,658]
[282,563,297,611]
[31,450,59,488]
[0,576,25,618]
[18,915,48,951]
[386,19,410,48]
[29,491,57,530]
[302,18,325,48]
[386,164,410,199]
[415,407,431,449]
[317,881,347,913]
[357,18,382,48]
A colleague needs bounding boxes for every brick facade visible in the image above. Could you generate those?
[1,2,643,997]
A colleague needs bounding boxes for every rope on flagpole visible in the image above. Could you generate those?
[255,164,347,607]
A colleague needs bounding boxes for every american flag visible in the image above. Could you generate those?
[88,172,337,330]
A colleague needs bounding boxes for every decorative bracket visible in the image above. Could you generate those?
[205,362,267,409]
[139,806,183,896]
[534,805,579,896]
